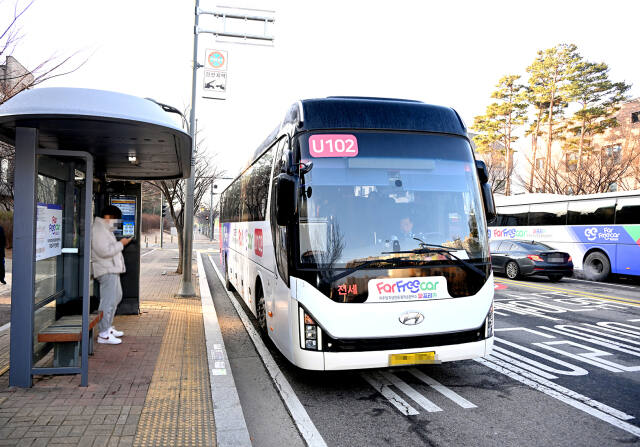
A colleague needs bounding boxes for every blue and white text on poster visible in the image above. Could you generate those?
[36,203,63,261]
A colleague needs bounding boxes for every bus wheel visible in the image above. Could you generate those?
[505,261,520,279]
[256,289,267,334]
[584,251,610,282]
[224,257,233,291]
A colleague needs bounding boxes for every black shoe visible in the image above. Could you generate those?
[0,280,5,285]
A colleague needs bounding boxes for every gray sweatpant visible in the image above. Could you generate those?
[97,274,123,334]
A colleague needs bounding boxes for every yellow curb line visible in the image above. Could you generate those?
[0,365,8,376]
[495,278,640,307]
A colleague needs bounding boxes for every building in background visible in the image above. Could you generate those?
[517,98,640,195]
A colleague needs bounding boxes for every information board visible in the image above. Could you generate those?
[110,196,137,238]
[35,203,63,261]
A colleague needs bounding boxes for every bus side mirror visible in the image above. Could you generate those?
[476,160,496,223]
[481,182,496,223]
[275,173,296,226]
[476,160,489,184]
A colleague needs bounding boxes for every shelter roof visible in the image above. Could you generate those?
[0,87,191,179]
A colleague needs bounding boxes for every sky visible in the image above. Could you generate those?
[3,0,640,180]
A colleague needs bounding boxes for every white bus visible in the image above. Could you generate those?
[490,191,640,281]
[219,97,496,370]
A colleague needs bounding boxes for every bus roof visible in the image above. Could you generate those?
[495,190,640,207]
[226,97,470,193]
[247,97,468,170]
[297,97,467,135]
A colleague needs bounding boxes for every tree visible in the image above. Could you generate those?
[1,0,86,105]
[563,60,630,170]
[472,75,527,195]
[475,146,514,194]
[526,43,581,192]
[1,0,87,210]
[146,129,225,274]
[523,82,549,192]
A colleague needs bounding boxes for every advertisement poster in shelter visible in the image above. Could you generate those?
[35,203,63,261]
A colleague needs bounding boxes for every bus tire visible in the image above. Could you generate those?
[584,251,610,282]
[505,261,520,279]
[255,283,267,335]
[224,256,233,291]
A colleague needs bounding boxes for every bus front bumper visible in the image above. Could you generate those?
[323,337,493,370]
[291,337,493,371]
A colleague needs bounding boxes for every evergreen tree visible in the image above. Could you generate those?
[564,60,630,171]
[472,75,527,195]
[525,44,581,192]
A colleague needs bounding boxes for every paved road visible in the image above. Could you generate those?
[203,249,640,446]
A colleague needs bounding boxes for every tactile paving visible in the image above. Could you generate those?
[133,297,216,446]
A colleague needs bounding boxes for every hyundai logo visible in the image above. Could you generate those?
[399,311,424,326]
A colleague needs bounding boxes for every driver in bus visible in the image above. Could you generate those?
[391,216,415,251]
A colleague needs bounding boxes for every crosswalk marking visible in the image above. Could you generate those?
[379,371,442,412]
[362,370,477,416]
[362,372,419,416]
[408,369,477,409]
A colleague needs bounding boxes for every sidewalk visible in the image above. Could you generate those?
[0,247,217,447]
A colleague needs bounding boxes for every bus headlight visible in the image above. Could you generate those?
[485,302,494,338]
[299,307,322,351]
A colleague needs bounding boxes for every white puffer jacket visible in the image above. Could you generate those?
[91,217,125,278]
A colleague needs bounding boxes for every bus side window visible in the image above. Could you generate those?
[270,136,291,283]
[500,205,529,226]
[615,197,640,224]
[529,202,567,225]
[567,199,615,225]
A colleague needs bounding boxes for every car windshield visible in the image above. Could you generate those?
[296,131,489,268]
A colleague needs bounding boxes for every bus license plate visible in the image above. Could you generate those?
[389,351,436,366]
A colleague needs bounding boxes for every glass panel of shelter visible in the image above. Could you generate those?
[32,155,88,367]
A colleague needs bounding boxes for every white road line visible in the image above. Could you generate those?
[481,356,635,422]
[408,369,477,409]
[361,372,419,416]
[489,350,558,380]
[141,248,158,257]
[563,277,640,290]
[379,371,442,413]
[478,357,640,437]
[208,255,328,447]
[0,322,9,333]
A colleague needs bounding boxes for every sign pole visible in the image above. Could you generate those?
[178,0,200,297]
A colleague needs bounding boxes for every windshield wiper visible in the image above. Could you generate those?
[381,237,487,279]
[328,257,413,282]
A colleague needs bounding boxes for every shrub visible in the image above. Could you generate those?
[141,213,160,234]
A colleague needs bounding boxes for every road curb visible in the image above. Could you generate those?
[196,251,252,447]
[208,254,328,447]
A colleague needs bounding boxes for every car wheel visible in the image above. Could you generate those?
[547,274,563,282]
[505,261,520,279]
[584,251,610,281]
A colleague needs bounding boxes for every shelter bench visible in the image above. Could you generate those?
[37,311,103,368]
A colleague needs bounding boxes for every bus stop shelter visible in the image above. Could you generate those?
[0,87,191,387]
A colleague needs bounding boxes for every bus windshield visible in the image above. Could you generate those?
[296,131,489,269]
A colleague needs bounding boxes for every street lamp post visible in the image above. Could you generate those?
[178,2,274,297]
[177,0,201,297]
